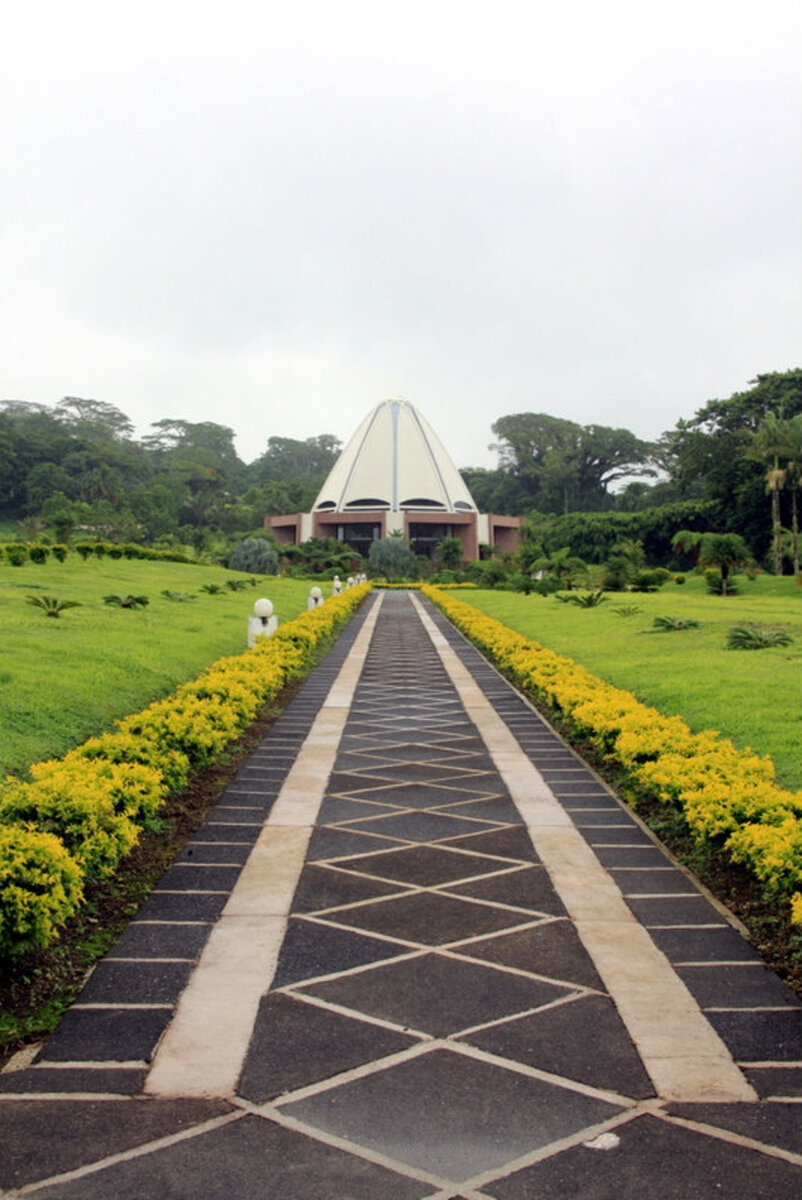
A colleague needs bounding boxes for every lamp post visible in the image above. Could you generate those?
[248,597,278,646]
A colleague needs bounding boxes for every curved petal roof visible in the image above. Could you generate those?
[313,399,477,514]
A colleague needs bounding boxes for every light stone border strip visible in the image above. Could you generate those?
[144,594,384,1098]
[410,592,757,1103]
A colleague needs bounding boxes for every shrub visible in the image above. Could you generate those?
[51,544,69,563]
[25,595,82,618]
[72,732,190,794]
[726,625,794,650]
[564,590,607,608]
[74,542,96,560]
[229,538,279,575]
[103,594,149,609]
[0,827,84,958]
[4,543,28,566]
[0,775,140,879]
[653,615,700,631]
[28,544,51,565]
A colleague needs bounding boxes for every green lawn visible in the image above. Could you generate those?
[458,575,802,790]
[1,558,321,776]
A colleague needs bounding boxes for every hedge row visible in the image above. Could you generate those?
[0,584,371,959]
[1,541,193,565]
[422,585,802,926]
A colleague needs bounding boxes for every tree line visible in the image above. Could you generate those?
[1,369,800,570]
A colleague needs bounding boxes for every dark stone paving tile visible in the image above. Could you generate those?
[446,866,564,915]
[237,992,420,1102]
[707,1009,802,1062]
[291,863,412,912]
[559,794,623,810]
[461,920,603,988]
[626,896,722,925]
[610,868,696,895]
[271,917,406,987]
[280,1048,623,1182]
[214,791,275,808]
[353,761,492,784]
[0,1067,147,1094]
[549,781,615,796]
[300,952,574,1037]
[307,826,404,859]
[649,925,762,964]
[572,813,641,827]
[154,865,242,891]
[461,995,655,1099]
[336,844,515,886]
[77,960,193,1005]
[677,964,802,1009]
[319,890,534,946]
[365,744,493,766]
[347,782,499,810]
[437,798,522,823]
[317,796,398,823]
[180,823,257,844]
[175,842,251,864]
[326,770,403,792]
[442,826,539,862]
[745,1065,802,1098]
[110,921,211,960]
[204,810,263,824]
[133,891,229,922]
[0,1098,231,1190]
[486,1112,802,1199]
[583,824,656,845]
[346,809,498,842]
[32,1112,431,1200]
[668,1101,802,1155]
[593,846,673,868]
[37,1008,173,1063]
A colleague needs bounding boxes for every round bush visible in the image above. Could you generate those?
[229,538,279,575]
[0,826,84,958]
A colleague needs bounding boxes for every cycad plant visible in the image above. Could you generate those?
[26,595,82,618]
[653,615,700,631]
[103,594,149,609]
[726,625,793,650]
[564,589,607,608]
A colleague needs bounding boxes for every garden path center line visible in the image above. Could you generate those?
[144,592,385,1099]
[408,591,757,1104]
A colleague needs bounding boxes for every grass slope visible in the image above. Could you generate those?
[460,575,802,789]
[1,558,319,776]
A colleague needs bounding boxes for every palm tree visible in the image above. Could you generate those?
[671,530,751,596]
[743,414,788,575]
[779,414,802,579]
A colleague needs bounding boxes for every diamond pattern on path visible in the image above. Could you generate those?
[279,1048,624,1181]
[314,889,537,946]
[296,951,578,1037]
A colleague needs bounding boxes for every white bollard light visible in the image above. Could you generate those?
[248,597,278,646]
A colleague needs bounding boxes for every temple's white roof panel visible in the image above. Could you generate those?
[313,399,476,514]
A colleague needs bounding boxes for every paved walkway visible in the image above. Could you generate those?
[2,591,801,1198]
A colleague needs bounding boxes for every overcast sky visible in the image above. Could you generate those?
[2,1,799,468]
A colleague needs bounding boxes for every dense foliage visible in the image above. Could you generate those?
[4,368,801,573]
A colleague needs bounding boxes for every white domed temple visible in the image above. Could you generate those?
[265,398,520,562]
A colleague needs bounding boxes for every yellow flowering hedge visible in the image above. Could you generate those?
[0,584,371,958]
[422,585,802,924]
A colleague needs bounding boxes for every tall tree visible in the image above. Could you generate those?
[491,413,654,514]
